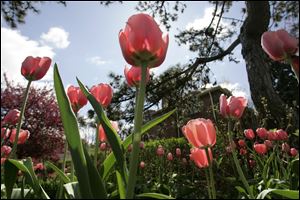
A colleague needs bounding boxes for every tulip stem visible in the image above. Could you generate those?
[57,140,68,199]
[94,119,100,167]
[205,147,216,199]
[205,168,212,199]
[228,120,254,199]
[9,80,32,158]
[126,65,148,199]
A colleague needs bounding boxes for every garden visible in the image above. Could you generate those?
[1,1,299,199]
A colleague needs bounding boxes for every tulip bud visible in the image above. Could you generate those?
[21,56,52,81]
[167,152,173,161]
[290,148,298,157]
[256,128,268,140]
[238,139,246,148]
[139,161,145,169]
[2,109,20,126]
[244,129,255,140]
[254,143,268,155]
[100,143,107,151]
[281,142,290,153]
[176,148,181,157]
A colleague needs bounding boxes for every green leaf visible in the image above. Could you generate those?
[235,186,248,196]
[257,189,299,199]
[136,192,175,199]
[64,182,81,199]
[45,161,71,184]
[11,188,33,199]
[54,64,93,198]
[263,152,275,184]
[4,160,18,199]
[101,109,176,179]
[82,143,107,199]
[77,77,128,183]
[116,170,126,199]
[291,158,299,177]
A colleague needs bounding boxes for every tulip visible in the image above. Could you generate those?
[1,128,9,139]
[238,139,246,148]
[1,145,12,156]
[182,158,188,165]
[139,161,145,169]
[100,142,107,151]
[139,141,145,149]
[248,159,256,168]
[261,29,298,61]
[290,148,298,157]
[9,129,30,144]
[34,163,45,171]
[1,158,7,165]
[119,13,169,68]
[190,147,213,168]
[244,129,255,140]
[254,143,268,155]
[267,131,279,141]
[182,118,216,148]
[156,145,164,156]
[256,128,268,140]
[21,56,52,81]
[90,83,113,108]
[176,148,181,157]
[239,148,247,156]
[98,121,119,142]
[264,140,273,149]
[124,65,150,87]
[281,142,290,153]
[2,109,20,126]
[167,152,173,161]
[276,129,288,140]
[67,85,88,113]
[219,94,248,119]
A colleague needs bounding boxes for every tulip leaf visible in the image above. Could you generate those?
[136,192,175,199]
[4,160,19,199]
[77,77,128,184]
[82,143,107,199]
[257,189,299,199]
[101,109,176,180]
[116,170,126,199]
[11,188,33,199]
[64,182,81,199]
[54,64,93,198]
[45,161,71,184]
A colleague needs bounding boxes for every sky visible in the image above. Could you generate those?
[1,1,251,119]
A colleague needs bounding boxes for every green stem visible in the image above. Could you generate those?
[94,120,100,167]
[58,140,68,199]
[126,65,148,199]
[228,120,254,199]
[70,161,74,181]
[205,168,212,199]
[9,80,32,158]
[205,147,216,199]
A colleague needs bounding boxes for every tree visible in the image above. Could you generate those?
[1,75,65,162]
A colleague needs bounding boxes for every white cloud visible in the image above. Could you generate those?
[86,56,110,66]
[186,7,229,34]
[40,27,70,49]
[220,82,248,99]
[1,27,55,86]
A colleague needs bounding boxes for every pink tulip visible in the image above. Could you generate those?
[98,121,119,142]
[219,94,248,119]
[290,148,298,157]
[2,109,20,126]
[276,129,288,140]
[264,140,273,149]
[21,56,52,81]
[167,152,173,161]
[267,131,279,141]
[34,163,45,171]
[1,145,12,156]
[124,65,150,87]
[281,142,290,153]
[139,141,145,149]
[256,128,268,140]
[238,139,246,148]
[67,85,88,113]
[9,129,30,144]
[139,161,145,169]
[261,29,298,61]
[1,158,7,165]
[182,118,216,148]
[254,144,268,155]
[1,128,9,139]
[119,13,169,68]
[190,147,213,168]
[176,148,181,157]
[100,142,107,151]
[156,145,164,156]
[90,83,113,108]
[239,148,247,156]
[244,129,255,140]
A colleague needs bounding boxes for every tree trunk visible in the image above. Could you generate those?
[239,1,299,129]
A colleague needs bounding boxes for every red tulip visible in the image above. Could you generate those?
[34,163,45,171]
[124,65,150,87]
[1,128,9,139]
[156,145,164,156]
[9,129,30,144]
[182,118,216,148]
[276,129,288,140]
[261,29,298,61]
[219,94,248,119]
[98,121,119,142]
[90,83,113,108]
[264,140,273,149]
[256,128,268,139]
[238,139,246,148]
[67,85,88,113]
[244,129,255,140]
[1,158,7,165]
[167,152,173,161]
[2,109,20,126]
[239,148,247,156]
[190,147,213,168]
[21,56,52,81]
[281,142,290,153]
[139,141,145,149]
[254,144,268,155]
[176,148,181,157]
[267,131,279,141]
[119,13,169,68]
[100,142,107,151]
[1,145,12,156]
[290,148,298,157]
[139,161,145,169]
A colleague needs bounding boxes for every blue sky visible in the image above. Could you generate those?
[1,1,251,117]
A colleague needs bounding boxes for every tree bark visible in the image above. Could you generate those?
[239,1,298,129]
